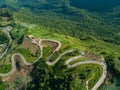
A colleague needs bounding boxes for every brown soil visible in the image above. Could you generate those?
[1,17,9,21]
[2,55,33,83]
[41,40,58,51]
[85,51,103,61]
[19,38,39,55]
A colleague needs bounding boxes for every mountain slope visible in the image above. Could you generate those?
[0,0,120,90]
[1,0,119,45]
[1,0,120,12]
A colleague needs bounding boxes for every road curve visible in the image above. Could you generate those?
[0,36,62,77]
[0,27,12,59]
[42,39,62,53]
[0,33,107,90]
[66,56,107,90]
[46,50,75,65]
[45,47,107,90]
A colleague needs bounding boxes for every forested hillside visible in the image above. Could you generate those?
[1,0,120,45]
[0,0,120,90]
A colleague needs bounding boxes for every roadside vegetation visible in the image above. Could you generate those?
[0,30,9,44]
[69,57,86,65]
[16,48,40,63]
[0,0,120,89]
[27,57,103,90]
[0,64,11,73]
[0,8,13,27]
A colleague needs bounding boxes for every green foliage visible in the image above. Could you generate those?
[43,46,53,60]
[16,48,40,63]
[0,8,12,18]
[0,8,13,26]
[10,24,27,40]
[0,64,11,73]
[0,0,120,89]
[69,57,86,65]
[0,30,9,44]
[27,59,103,90]
[0,77,5,90]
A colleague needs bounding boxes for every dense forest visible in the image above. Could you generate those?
[1,0,120,45]
[0,30,9,44]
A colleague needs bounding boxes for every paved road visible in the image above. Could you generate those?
[65,51,85,65]
[46,50,75,65]
[42,39,62,53]
[0,33,107,90]
[0,27,12,59]
[66,56,107,90]
[45,46,107,90]
[86,80,89,90]
[0,36,61,77]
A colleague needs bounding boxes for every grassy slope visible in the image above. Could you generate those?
[26,23,106,89]
[27,25,120,55]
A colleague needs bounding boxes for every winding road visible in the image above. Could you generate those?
[66,58,107,90]
[0,27,12,59]
[0,28,107,90]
